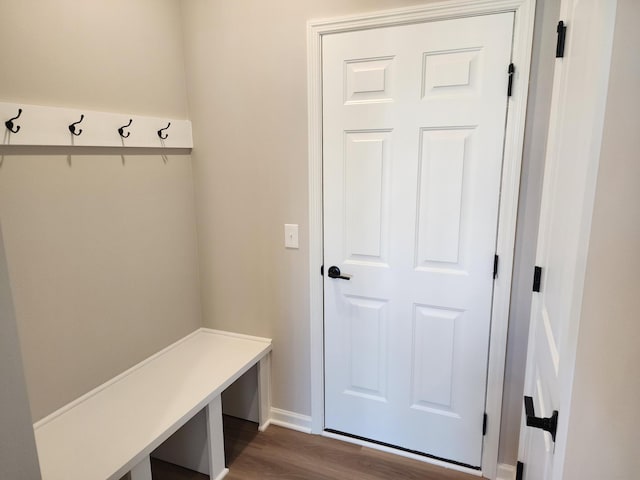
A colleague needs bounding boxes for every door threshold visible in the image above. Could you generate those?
[322,429,482,477]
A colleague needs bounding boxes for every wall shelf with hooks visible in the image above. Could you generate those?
[1,102,192,149]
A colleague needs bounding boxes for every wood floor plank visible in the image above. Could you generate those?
[151,416,485,480]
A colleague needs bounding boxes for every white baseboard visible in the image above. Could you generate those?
[497,463,516,480]
[212,467,229,480]
[268,408,312,433]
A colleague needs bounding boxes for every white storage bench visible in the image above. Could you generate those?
[33,329,272,480]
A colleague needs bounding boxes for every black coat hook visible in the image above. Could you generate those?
[118,119,133,138]
[69,115,84,136]
[5,108,22,134]
[157,122,171,140]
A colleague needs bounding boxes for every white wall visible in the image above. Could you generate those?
[0,1,188,116]
[562,1,640,477]
[0,225,41,480]
[0,0,202,421]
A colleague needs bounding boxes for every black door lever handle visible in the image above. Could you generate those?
[524,395,558,441]
[328,266,352,280]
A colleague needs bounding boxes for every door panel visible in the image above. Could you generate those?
[518,0,618,478]
[345,295,388,400]
[416,127,474,268]
[411,305,459,411]
[323,13,514,467]
[344,131,391,262]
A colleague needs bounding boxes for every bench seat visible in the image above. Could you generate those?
[33,328,272,480]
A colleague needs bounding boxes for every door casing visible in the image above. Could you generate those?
[307,1,536,477]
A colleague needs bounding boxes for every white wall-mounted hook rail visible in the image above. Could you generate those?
[0,102,192,148]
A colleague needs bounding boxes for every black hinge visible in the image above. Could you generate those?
[556,21,567,58]
[493,255,499,279]
[507,63,515,96]
[482,413,488,435]
[532,266,542,292]
[516,461,524,480]
[320,265,324,276]
[524,395,559,442]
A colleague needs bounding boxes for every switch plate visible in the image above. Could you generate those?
[284,224,299,249]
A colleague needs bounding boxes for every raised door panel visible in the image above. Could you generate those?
[344,296,388,401]
[344,131,391,264]
[410,305,461,414]
[415,128,474,269]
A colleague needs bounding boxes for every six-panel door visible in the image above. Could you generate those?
[323,13,514,467]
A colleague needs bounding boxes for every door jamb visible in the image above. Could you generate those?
[307,1,536,477]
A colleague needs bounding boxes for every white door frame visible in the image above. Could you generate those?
[307,1,535,477]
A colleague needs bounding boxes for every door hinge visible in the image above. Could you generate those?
[532,266,542,292]
[320,265,324,276]
[482,413,488,435]
[524,396,559,442]
[516,461,524,480]
[556,20,567,58]
[507,63,515,96]
[493,254,499,279]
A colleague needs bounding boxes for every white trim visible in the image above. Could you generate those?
[201,327,273,345]
[307,1,536,478]
[0,101,192,149]
[211,469,229,480]
[308,0,534,31]
[258,419,272,432]
[482,0,536,477]
[307,10,325,435]
[322,431,482,477]
[497,463,517,480]
[269,408,313,434]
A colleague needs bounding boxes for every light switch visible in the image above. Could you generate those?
[284,224,299,249]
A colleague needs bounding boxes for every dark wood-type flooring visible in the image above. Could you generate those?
[151,415,485,480]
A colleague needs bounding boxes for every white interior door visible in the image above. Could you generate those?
[517,1,617,479]
[323,14,514,467]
